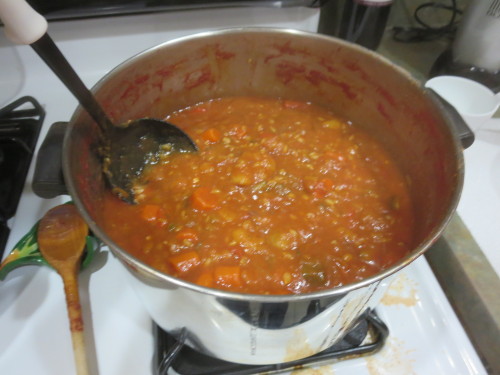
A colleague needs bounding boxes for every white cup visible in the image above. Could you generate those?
[425,75,500,131]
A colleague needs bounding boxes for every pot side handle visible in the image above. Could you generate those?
[426,88,475,149]
[32,121,68,198]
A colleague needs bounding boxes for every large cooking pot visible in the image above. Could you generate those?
[61,29,467,365]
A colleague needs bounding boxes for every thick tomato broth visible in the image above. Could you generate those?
[102,96,414,294]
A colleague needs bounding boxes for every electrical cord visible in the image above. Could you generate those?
[392,0,463,42]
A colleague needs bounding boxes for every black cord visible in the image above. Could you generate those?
[392,0,463,43]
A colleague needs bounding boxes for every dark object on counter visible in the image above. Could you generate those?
[32,122,67,198]
[154,309,388,375]
[318,0,392,50]
[0,96,44,259]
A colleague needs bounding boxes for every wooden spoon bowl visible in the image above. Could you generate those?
[37,204,90,375]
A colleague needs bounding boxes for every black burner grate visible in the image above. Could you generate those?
[154,309,388,375]
[0,97,44,258]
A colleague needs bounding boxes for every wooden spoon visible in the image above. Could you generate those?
[37,204,90,375]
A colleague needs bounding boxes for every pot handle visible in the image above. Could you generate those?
[426,88,475,149]
[32,122,68,198]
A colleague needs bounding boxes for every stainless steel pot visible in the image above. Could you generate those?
[62,29,466,365]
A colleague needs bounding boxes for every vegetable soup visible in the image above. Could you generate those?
[102,96,414,294]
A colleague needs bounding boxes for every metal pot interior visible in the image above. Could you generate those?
[63,28,463,300]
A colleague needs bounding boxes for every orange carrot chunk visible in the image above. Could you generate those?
[191,187,219,211]
[169,251,201,273]
[141,204,164,222]
[196,272,214,288]
[214,266,242,288]
[201,128,222,143]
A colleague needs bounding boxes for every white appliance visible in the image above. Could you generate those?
[452,0,500,73]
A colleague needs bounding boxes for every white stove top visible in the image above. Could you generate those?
[0,7,492,375]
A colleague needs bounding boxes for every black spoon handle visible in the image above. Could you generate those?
[30,33,113,135]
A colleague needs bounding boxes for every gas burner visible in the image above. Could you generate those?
[154,309,388,375]
[0,96,44,257]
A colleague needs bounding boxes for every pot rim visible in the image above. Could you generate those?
[63,27,465,302]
